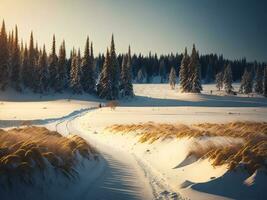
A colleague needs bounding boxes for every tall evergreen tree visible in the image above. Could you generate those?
[21,45,29,88]
[215,72,223,91]
[223,64,233,94]
[109,35,119,99]
[55,40,67,92]
[126,46,134,96]
[189,45,202,93]
[10,25,21,91]
[179,48,190,92]
[120,55,128,93]
[0,21,9,90]
[48,35,58,91]
[38,45,49,93]
[263,67,267,97]
[120,46,134,97]
[97,48,113,99]
[70,50,82,94]
[81,37,95,93]
[254,66,263,94]
[28,32,36,90]
[240,68,253,94]
[169,67,176,89]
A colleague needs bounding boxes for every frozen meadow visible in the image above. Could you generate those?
[0,83,267,200]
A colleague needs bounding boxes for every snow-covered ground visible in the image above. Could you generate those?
[0,89,100,121]
[0,83,267,200]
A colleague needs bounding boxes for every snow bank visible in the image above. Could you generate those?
[0,155,104,200]
[76,108,267,200]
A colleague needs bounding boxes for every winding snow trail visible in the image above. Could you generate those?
[46,108,155,200]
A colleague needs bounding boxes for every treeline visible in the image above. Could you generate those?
[0,21,133,100]
[97,49,266,85]
[0,21,266,99]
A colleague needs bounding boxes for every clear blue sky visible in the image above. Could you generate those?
[1,0,266,61]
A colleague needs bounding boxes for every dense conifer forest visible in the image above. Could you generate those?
[0,21,266,99]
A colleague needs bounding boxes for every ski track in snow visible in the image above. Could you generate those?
[44,107,179,200]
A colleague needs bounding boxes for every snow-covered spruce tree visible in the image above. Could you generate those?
[109,35,120,99]
[48,35,58,91]
[70,50,82,94]
[28,32,38,91]
[120,55,128,95]
[264,67,267,97]
[189,45,202,93]
[179,48,190,92]
[215,72,223,91]
[254,66,263,94]
[55,40,67,92]
[240,68,253,94]
[120,46,134,97]
[21,45,29,88]
[91,42,98,81]
[10,25,21,91]
[169,67,176,89]
[97,48,113,99]
[38,45,49,93]
[81,37,95,93]
[223,64,233,94]
[0,21,9,90]
[125,46,134,96]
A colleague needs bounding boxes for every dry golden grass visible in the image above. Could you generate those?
[0,127,97,185]
[106,122,267,173]
[107,122,204,143]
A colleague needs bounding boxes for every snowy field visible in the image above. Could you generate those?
[0,83,267,200]
[72,84,267,200]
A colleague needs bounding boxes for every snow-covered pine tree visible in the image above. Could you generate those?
[70,50,82,94]
[91,42,98,80]
[48,35,58,91]
[120,46,134,97]
[0,21,9,90]
[254,66,263,94]
[55,40,67,92]
[109,35,119,99]
[240,68,253,94]
[215,72,223,91]
[190,45,202,93]
[179,48,190,92]
[28,32,38,91]
[264,67,267,97]
[120,55,128,95]
[223,64,233,94]
[21,45,29,88]
[126,46,134,97]
[38,45,49,93]
[97,48,113,99]
[169,67,176,89]
[10,25,21,91]
[81,37,95,93]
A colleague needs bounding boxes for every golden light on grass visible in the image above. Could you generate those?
[0,127,97,185]
[106,122,267,174]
